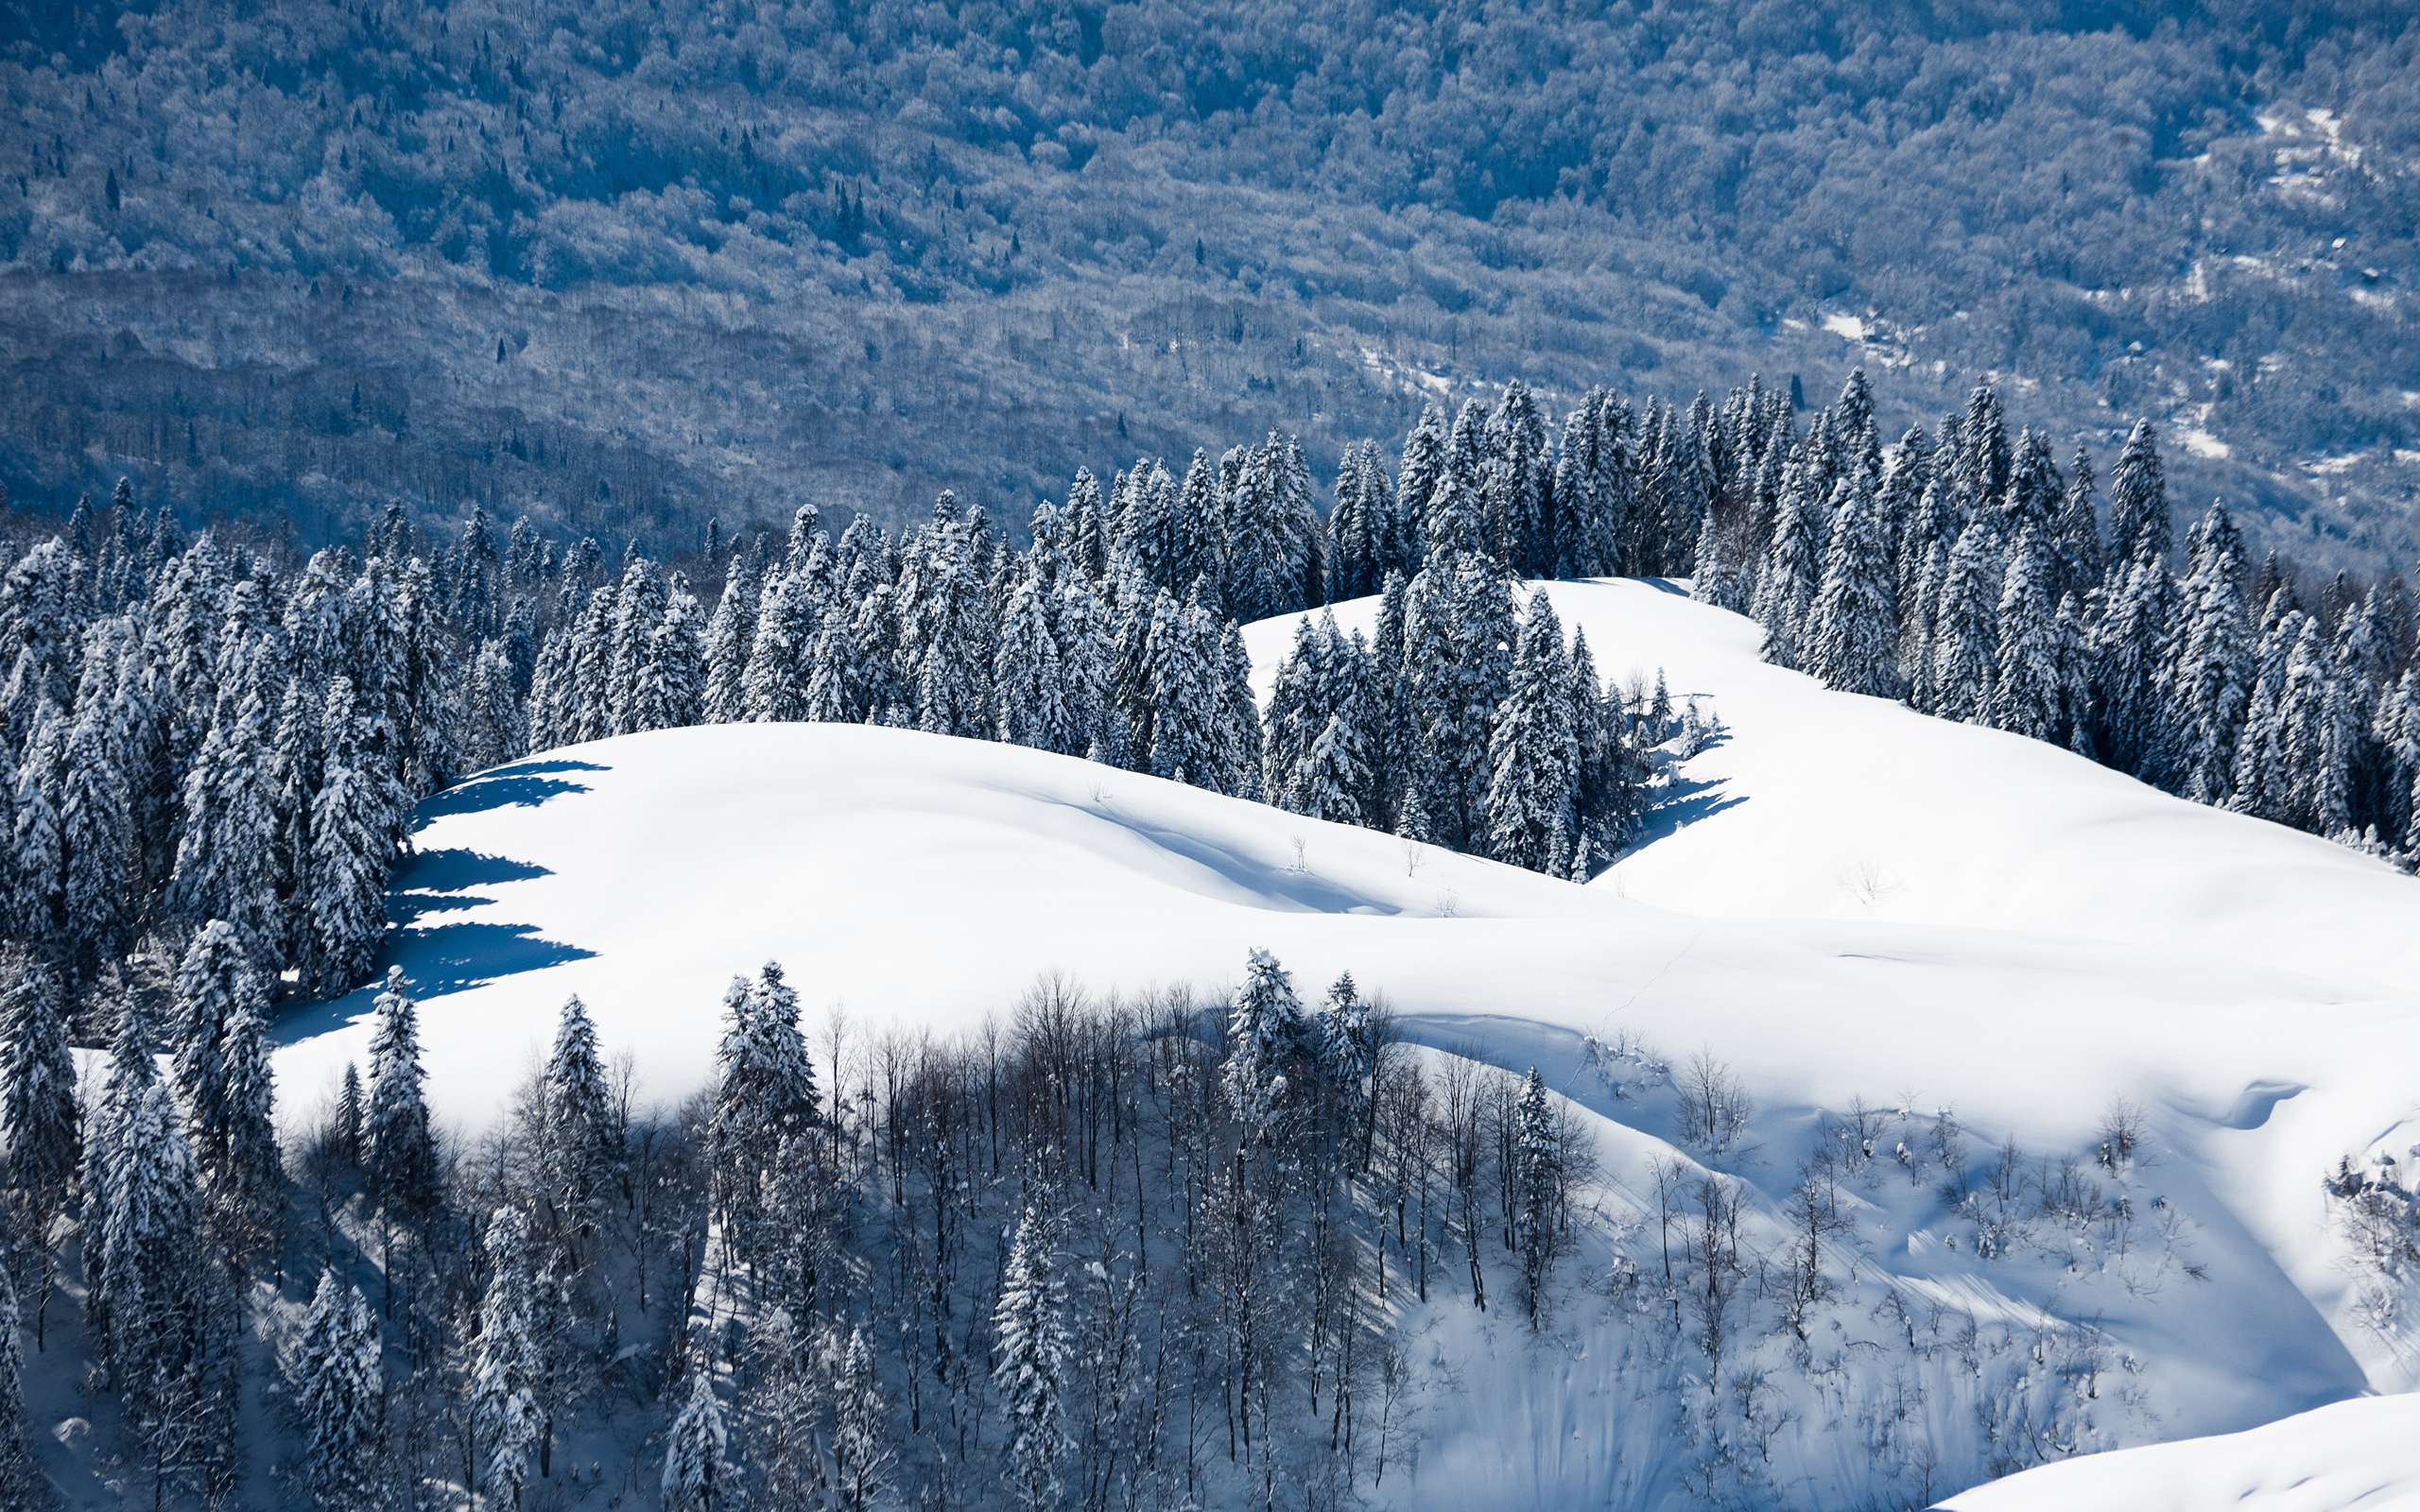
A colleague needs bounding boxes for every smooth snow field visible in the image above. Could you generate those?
[274,577,2420,1510]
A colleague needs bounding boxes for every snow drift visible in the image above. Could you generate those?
[272,578,2420,1509]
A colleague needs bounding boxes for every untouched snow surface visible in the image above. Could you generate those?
[273,578,2420,1509]
[1941,1393,2420,1510]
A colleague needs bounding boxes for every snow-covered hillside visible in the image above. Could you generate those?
[274,578,2420,1509]
[1940,1393,2420,1510]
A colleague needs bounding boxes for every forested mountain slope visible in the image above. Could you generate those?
[4,0,2418,561]
[242,579,2420,1509]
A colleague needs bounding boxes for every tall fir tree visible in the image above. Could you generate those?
[1485,593,1580,872]
[993,1200,1072,1512]
[1803,472,1901,696]
[363,967,439,1219]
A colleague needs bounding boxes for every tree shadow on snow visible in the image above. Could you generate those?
[388,847,552,925]
[271,922,599,1046]
[1624,769,1746,852]
[416,758,607,820]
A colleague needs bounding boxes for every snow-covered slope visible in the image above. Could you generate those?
[1939,1393,2420,1510]
[272,578,2420,1509]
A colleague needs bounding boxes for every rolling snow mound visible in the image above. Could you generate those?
[272,578,2420,1510]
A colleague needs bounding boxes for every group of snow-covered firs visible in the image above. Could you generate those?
[0,932,2188,1509]
[1722,372,2420,859]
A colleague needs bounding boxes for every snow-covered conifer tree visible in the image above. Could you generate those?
[662,1375,733,1512]
[472,1205,544,1505]
[1928,523,1997,724]
[2105,419,2171,570]
[1485,593,1579,872]
[1988,524,2063,741]
[700,552,759,724]
[993,1201,1072,1512]
[542,994,614,1239]
[708,963,819,1257]
[995,572,1077,754]
[1752,473,1821,668]
[1222,948,1306,1128]
[304,677,398,993]
[287,1268,381,1510]
[2168,504,2255,804]
[1803,472,1900,696]
[363,967,438,1218]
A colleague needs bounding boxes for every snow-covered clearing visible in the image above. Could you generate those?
[272,578,2420,1509]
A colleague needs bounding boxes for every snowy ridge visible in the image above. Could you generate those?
[272,578,2420,1509]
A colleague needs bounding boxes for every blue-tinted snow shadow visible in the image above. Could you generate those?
[1621,770,1746,854]
[416,758,607,820]
[270,922,598,1046]
[388,847,552,925]
[1063,799,1406,915]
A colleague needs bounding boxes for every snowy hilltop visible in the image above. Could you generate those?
[220,577,2414,1511]
[2,369,2418,1508]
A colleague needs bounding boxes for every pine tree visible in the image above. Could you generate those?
[0,956,76,1359]
[2228,604,2304,822]
[1143,590,1218,788]
[363,967,438,1218]
[2168,504,2255,804]
[2106,419,2171,570]
[1803,472,1900,696]
[9,707,64,955]
[169,638,285,956]
[1752,472,1821,668]
[662,1375,733,1512]
[2093,555,2176,782]
[170,920,279,1254]
[708,963,819,1260]
[305,677,398,994]
[907,517,995,739]
[1989,525,2064,742]
[61,684,133,975]
[700,552,759,724]
[741,566,817,723]
[631,574,706,732]
[831,1325,892,1512]
[471,1205,544,1506]
[1929,523,1997,724]
[1513,1066,1562,1326]
[1222,948,1306,1129]
[995,572,1077,754]
[542,994,614,1240]
[1485,593,1579,872]
[89,1002,221,1475]
[606,557,667,734]
[0,1263,47,1509]
[287,1268,382,1510]
[993,1201,1072,1512]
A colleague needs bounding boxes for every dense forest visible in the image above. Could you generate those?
[2,0,2418,560]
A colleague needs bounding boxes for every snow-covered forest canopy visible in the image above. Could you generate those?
[3,0,2419,560]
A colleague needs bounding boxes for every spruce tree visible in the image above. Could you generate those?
[662,1375,733,1512]
[1928,523,1997,724]
[995,572,1077,754]
[1988,524,2063,741]
[1752,473,1821,669]
[287,1268,382,1510]
[0,1264,46,1508]
[363,967,438,1219]
[2093,555,2176,782]
[0,956,76,1352]
[708,963,819,1260]
[1223,948,1306,1129]
[539,994,614,1242]
[1803,472,1900,697]
[2168,504,2255,804]
[741,567,817,723]
[305,677,398,994]
[1485,594,1579,873]
[471,1205,544,1506]
[700,552,759,724]
[993,1201,1072,1512]
[2106,419,2171,570]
